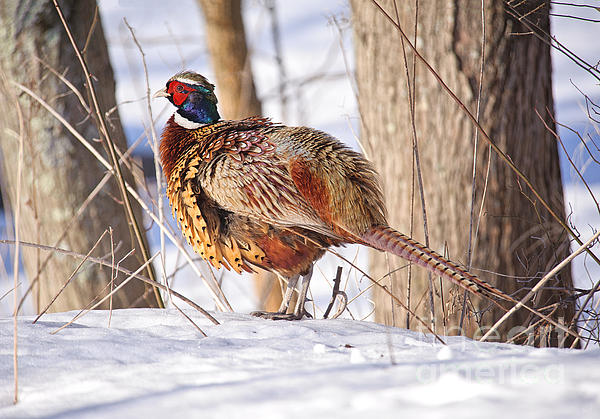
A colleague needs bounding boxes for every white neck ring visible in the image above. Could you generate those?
[174,111,203,129]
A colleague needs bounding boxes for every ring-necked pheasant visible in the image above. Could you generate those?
[154,71,509,320]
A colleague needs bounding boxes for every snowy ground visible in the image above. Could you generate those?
[1,309,600,418]
[1,1,600,416]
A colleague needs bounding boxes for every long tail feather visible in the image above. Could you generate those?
[362,225,510,301]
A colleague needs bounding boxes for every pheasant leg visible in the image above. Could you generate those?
[251,274,301,320]
[251,266,314,320]
[293,265,313,319]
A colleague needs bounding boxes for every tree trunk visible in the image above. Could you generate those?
[197,0,283,311]
[197,0,262,119]
[0,0,157,312]
[351,0,575,344]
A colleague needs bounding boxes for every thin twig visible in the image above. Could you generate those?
[503,2,600,82]
[33,230,109,323]
[168,298,208,337]
[368,0,600,270]
[16,136,140,313]
[395,0,435,331]
[324,266,346,319]
[52,0,164,307]
[407,0,419,330]
[326,235,581,341]
[326,248,446,345]
[11,81,232,312]
[0,284,20,303]
[347,263,409,306]
[123,19,168,306]
[331,15,373,159]
[81,5,99,55]
[266,0,288,121]
[480,229,600,342]
[34,56,90,113]
[10,70,25,405]
[51,253,161,334]
[109,228,115,327]
[460,0,487,335]
[1,239,219,326]
[541,109,600,213]
[567,259,600,348]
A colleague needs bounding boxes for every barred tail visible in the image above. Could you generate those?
[362,225,510,301]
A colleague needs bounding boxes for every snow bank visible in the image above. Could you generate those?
[1,309,599,418]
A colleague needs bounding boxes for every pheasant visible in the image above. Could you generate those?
[154,70,509,320]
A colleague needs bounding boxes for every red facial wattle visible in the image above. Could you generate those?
[167,80,191,106]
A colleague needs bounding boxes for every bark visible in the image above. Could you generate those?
[351,0,575,344]
[197,0,282,311]
[197,0,262,119]
[0,0,157,312]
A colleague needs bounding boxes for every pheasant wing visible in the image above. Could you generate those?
[198,152,339,238]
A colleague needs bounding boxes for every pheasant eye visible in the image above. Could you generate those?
[175,84,185,93]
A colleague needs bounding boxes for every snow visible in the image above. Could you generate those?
[2,1,600,416]
[2,309,600,418]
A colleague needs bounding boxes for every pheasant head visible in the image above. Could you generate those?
[154,71,220,128]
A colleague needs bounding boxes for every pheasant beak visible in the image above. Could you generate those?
[153,87,170,99]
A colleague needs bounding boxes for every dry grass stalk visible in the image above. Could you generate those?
[481,229,600,342]
[369,0,600,268]
[122,19,168,297]
[33,230,109,323]
[51,252,160,334]
[10,70,25,405]
[3,1,596,352]
[393,0,435,330]
[460,0,487,334]
[11,81,232,312]
[52,0,163,307]
[2,239,219,326]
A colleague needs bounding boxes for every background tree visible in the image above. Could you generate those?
[0,0,158,312]
[197,0,283,311]
[196,0,262,120]
[351,0,576,343]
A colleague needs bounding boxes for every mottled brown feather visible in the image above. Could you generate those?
[160,112,512,303]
